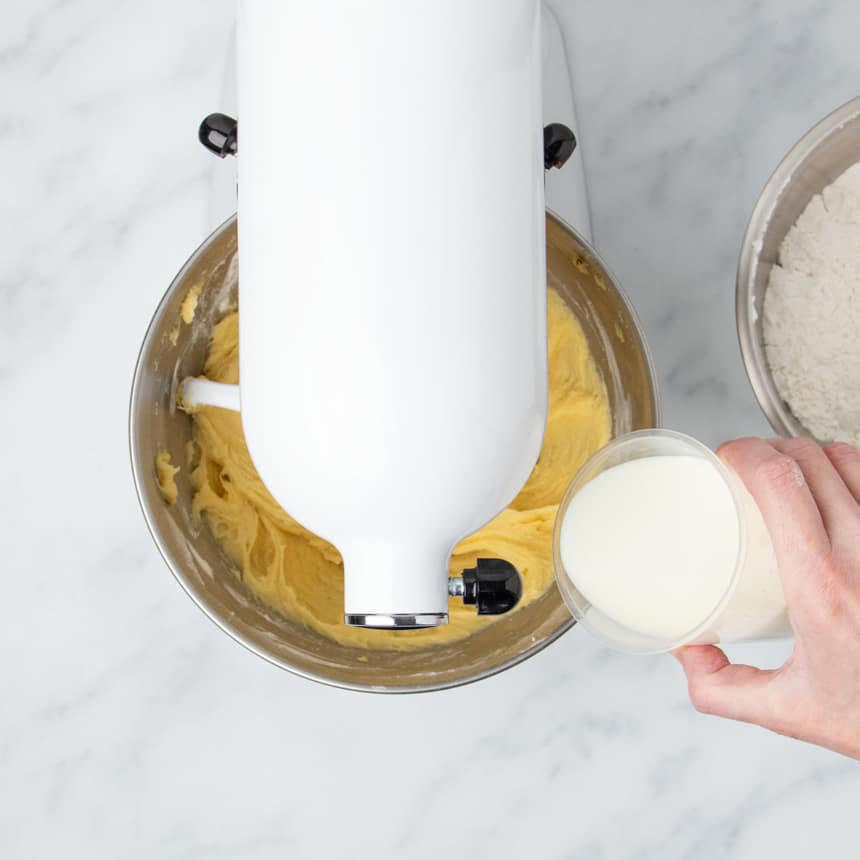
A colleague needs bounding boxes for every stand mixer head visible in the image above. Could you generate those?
[186,0,577,629]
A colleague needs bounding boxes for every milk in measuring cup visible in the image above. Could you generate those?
[557,454,790,648]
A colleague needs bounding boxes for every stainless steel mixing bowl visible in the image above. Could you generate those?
[737,95,860,440]
[129,212,659,692]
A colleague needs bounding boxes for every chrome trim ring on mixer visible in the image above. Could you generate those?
[344,613,449,629]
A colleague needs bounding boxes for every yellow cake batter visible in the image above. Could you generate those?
[186,288,610,649]
[180,282,203,324]
[155,449,179,505]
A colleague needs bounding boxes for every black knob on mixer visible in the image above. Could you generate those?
[459,558,523,616]
[199,113,238,158]
[543,122,576,170]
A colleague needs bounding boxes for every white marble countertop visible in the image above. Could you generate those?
[2,1,859,857]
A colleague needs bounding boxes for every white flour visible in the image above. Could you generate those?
[763,162,860,446]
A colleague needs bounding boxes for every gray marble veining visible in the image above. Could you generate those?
[1,1,858,857]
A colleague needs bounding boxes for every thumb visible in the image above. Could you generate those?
[673,645,779,726]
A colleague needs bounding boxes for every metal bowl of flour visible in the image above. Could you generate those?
[737,95,860,439]
[130,211,659,692]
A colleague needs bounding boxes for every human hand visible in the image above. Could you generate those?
[673,437,860,759]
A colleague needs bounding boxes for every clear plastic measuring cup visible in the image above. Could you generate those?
[552,430,792,654]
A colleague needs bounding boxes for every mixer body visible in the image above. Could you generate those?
[192,0,549,626]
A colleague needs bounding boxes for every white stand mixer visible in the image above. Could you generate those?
[185,0,580,629]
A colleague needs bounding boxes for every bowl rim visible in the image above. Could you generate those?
[129,209,660,694]
[736,94,860,439]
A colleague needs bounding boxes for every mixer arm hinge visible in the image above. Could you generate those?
[448,558,522,616]
[199,113,238,158]
[197,113,573,174]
